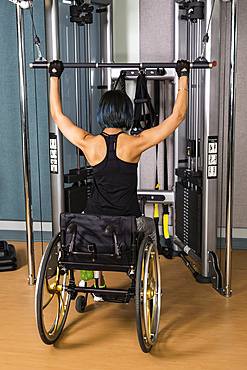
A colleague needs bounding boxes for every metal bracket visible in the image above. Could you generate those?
[9,0,33,9]
[208,251,231,297]
[137,190,174,205]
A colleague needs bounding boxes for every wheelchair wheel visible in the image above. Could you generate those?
[35,233,71,344]
[135,237,161,353]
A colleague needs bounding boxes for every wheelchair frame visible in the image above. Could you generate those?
[35,213,161,353]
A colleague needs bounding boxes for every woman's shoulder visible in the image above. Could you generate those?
[117,132,142,163]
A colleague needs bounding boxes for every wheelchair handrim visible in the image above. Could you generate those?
[143,243,161,345]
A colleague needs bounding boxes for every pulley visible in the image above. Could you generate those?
[178,0,204,23]
[70,1,94,26]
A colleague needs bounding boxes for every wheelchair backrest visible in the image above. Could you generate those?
[60,213,137,264]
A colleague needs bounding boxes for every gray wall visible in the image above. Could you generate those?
[0,0,51,227]
[225,0,247,229]
[0,0,246,243]
[139,0,174,220]
[0,0,103,242]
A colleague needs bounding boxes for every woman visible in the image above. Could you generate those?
[49,59,189,299]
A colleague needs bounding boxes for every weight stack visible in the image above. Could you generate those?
[65,184,91,213]
[175,168,202,257]
[64,167,93,213]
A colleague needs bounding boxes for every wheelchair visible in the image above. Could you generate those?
[35,212,162,353]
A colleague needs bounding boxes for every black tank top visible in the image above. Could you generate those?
[84,132,141,217]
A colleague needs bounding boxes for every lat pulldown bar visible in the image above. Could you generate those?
[30,60,217,70]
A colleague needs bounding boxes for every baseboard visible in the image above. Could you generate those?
[159,225,247,250]
[0,221,52,242]
[1,221,247,249]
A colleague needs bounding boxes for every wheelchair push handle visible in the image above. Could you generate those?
[66,223,77,234]
[66,223,77,253]
[105,225,121,259]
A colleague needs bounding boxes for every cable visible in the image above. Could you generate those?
[200,0,216,59]
[29,7,43,60]
[206,0,216,35]
[29,7,37,36]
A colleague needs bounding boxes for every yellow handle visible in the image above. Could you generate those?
[154,203,159,218]
[163,213,169,239]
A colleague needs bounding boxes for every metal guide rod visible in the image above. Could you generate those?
[16,3,36,285]
[44,0,65,236]
[187,21,192,171]
[87,24,92,133]
[195,20,201,173]
[224,0,239,298]
[73,17,80,171]
[30,61,216,69]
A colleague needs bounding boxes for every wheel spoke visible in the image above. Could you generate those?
[43,293,55,310]
[149,255,156,333]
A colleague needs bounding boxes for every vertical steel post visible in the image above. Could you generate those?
[173,2,180,252]
[44,0,65,235]
[73,3,81,170]
[201,0,221,278]
[16,3,36,285]
[195,20,201,173]
[100,2,113,90]
[224,0,238,297]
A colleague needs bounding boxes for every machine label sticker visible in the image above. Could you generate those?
[49,133,58,174]
[208,136,218,179]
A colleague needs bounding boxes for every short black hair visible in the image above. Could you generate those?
[97,90,133,130]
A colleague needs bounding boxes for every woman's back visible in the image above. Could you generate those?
[84,131,141,216]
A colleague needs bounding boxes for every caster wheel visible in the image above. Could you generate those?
[75,295,87,313]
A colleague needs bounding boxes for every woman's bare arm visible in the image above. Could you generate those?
[50,77,92,149]
[134,74,188,155]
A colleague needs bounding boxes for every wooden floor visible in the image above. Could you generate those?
[0,241,247,370]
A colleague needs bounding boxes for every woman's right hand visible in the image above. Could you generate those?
[49,60,64,79]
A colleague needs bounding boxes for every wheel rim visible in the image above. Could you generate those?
[142,243,161,345]
[42,268,70,338]
[36,235,71,342]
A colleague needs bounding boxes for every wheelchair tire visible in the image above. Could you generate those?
[135,236,161,353]
[35,232,71,344]
[75,295,87,313]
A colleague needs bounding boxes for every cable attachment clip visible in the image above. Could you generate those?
[201,33,209,59]
[34,35,44,61]
[29,7,47,61]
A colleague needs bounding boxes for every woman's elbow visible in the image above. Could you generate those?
[179,111,187,123]
[174,110,186,125]
[50,109,59,123]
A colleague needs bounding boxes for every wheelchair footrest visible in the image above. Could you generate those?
[102,288,134,304]
[103,293,131,304]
